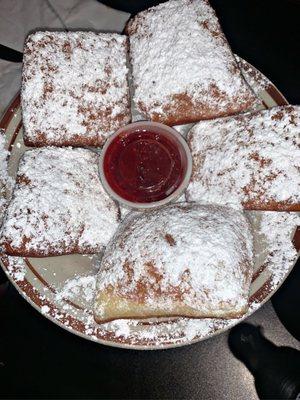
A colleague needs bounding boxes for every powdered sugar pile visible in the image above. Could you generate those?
[22,31,130,146]
[127,0,256,123]
[0,147,119,255]
[55,274,96,303]
[186,106,300,209]
[3,256,26,282]
[95,203,253,320]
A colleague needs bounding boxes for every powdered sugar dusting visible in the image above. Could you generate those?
[0,132,13,216]
[127,0,257,124]
[236,56,272,97]
[0,147,119,256]
[109,319,132,338]
[3,257,26,282]
[186,106,300,209]
[55,275,96,303]
[41,305,50,314]
[259,211,299,288]
[95,203,253,321]
[22,31,130,146]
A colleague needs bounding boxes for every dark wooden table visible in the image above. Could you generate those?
[0,0,299,398]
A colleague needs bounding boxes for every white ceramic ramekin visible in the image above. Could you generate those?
[99,121,192,210]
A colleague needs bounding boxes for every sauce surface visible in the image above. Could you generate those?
[103,129,187,203]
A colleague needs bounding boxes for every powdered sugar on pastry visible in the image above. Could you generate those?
[126,0,257,125]
[0,147,120,256]
[0,132,13,216]
[94,203,253,322]
[258,211,299,288]
[22,31,130,147]
[0,133,9,210]
[186,106,300,210]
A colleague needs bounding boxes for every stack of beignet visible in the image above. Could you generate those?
[0,0,299,327]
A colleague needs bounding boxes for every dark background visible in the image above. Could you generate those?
[210,0,300,104]
[0,0,299,399]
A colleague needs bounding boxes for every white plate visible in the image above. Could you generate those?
[0,58,299,349]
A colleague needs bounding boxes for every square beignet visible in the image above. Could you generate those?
[22,31,130,147]
[186,106,300,211]
[0,148,119,257]
[126,0,258,126]
[94,203,253,323]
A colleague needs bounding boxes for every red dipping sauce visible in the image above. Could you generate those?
[100,122,192,206]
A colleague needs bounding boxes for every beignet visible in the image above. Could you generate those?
[22,31,130,147]
[0,147,119,256]
[186,106,300,211]
[126,0,258,126]
[94,203,253,323]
